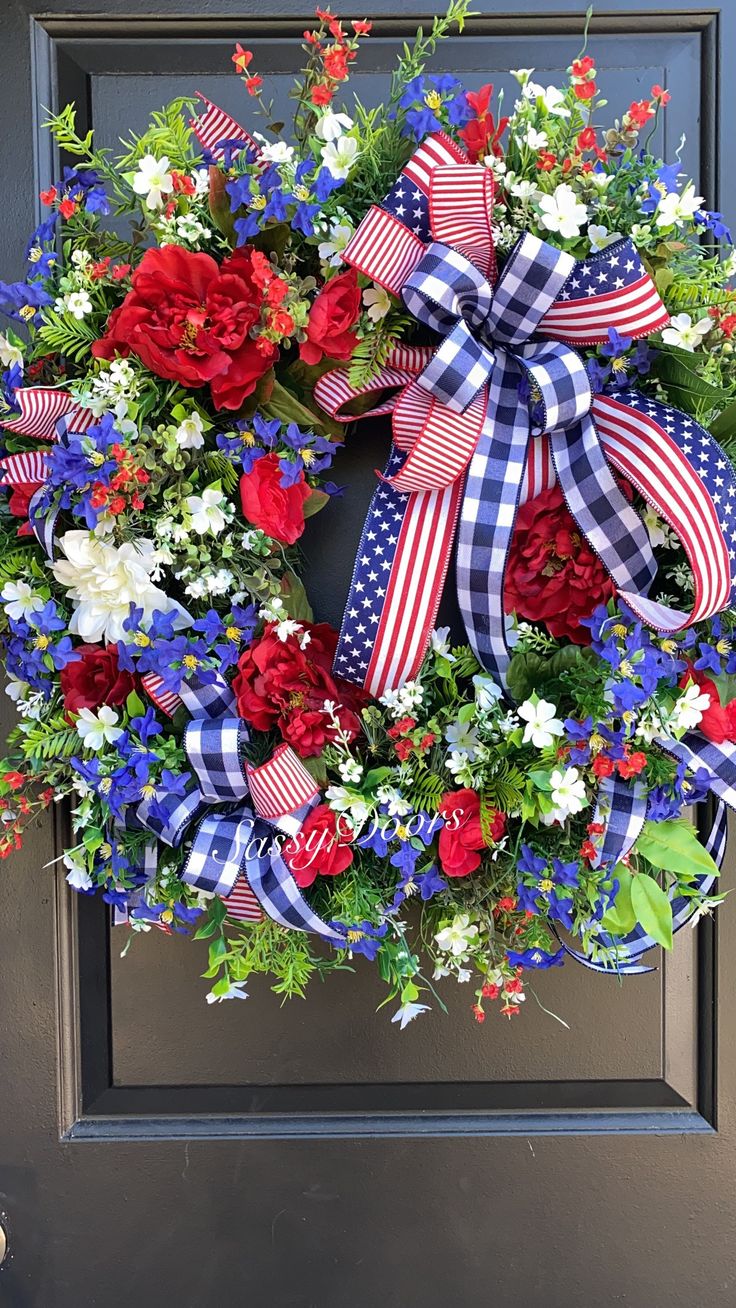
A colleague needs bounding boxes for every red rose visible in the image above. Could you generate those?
[504,483,615,643]
[92,245,278,411]
[60,644,136,720]
[437,788,505,878]
[239,452,312,545]
[232,622,366,757]
[284,804,354,887]
[299,269,361,366]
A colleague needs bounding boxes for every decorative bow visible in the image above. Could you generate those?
[127,670,344,942]
[315,132,736,968]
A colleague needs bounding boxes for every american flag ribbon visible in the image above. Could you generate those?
[319,134,734,703]
[189,93,261,163]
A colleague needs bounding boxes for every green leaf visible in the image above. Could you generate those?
[637,818,721,882]
[709,399,736,442]
[651,348,730,415]
[279,571,313,623]
[302,488,330,519]
[600,865,636,935]
[82,827,104,854]
[363,766,393,792]
[126,689,147,719]
[300,754,328,787]
[630,873,673,950]
[506,645,587,703]
[528,769,552,792]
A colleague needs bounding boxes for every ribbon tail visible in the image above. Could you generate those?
[456,354,530,685]
[245,844,345,945]
[549,411,657,605]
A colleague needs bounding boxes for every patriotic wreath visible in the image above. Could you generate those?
[2,6,736,1026]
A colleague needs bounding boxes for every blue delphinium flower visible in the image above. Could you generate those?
[506,946,565,969]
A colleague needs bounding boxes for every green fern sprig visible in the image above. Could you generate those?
[348,314,413,389]
[116,99,199,172]
[481,765,525,824]
[403,764,446,813]
[35,310,102,364]
[17,716,80,765]
[202,451,239,494]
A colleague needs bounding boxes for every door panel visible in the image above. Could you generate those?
[1,4,735,1306]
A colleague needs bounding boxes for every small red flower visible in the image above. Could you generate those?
[497,896,517,912]
[171,171,196,196]
[310,82,335,105]
[482,982,500,999]
[472,1004,486,1023]
[232,44,253,72]
[59,198,77,219]
[352,19,372,34]
[617,751,648,779]
[244,75,263,96]
[3,772,26,791]
[576,126,597,152]
[573,79,597,102]
[323,46,349,80]
[651,84,671,105]
[592,754,615,779]
[39,186,57,206]
[537,150,557,172]
[626,98,655,128]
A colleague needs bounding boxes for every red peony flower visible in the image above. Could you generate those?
[504,483,615,643]
[437,788,505,878]
[231,622,367,757]
[283,803,354,887]
[239,452,312,545]
[91,245,278,411]
[60,644,136,720]
[299,269,361,366]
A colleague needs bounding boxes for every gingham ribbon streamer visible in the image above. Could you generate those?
[559,786,728,975]
[131,672,341,942]
[319,133,736,699]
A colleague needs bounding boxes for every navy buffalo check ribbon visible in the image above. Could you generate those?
[131,672,344,943]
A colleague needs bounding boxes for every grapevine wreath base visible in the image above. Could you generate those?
[2,7,736,1025]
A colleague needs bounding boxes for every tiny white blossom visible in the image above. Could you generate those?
[523,81,570,117]
[174,411,206,449]
[64,290,93,320]
[363,285,392,323]
[75,705,123,752]
[516,126,548,150]
[253,133,295,164]
[510,68,534,84]
[376,786,411,817]
[473,674,504,711]
[1,580,44,622]
[320,136,360,180]
[430,626,456,661]
[317,219,354,267]
[655,182,704,228]
[670,681,712,733]
[185,488,230,535]
[445,720,481,758]
[0,331,23,370]
[518,697,564,748]
[391,1001,431,1030]
[132,154,174,210]
[445,749,473,782]
[588,223,623,253]
[549,766,588,816]
[63,850,93,891]
[661,312,712,352]
[315,111,354,142]
[206,981,249,1004]
[537,184,589,239]
[435,913,479,957]
[643,505,676,549]
[508,178,541,202]
[339,758,364,784]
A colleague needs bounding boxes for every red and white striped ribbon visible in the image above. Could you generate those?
[0,387,94,441]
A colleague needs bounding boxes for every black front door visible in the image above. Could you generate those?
[2,3,736,1305]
